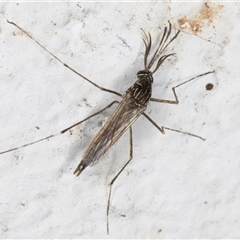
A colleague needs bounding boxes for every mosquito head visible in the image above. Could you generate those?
[137,69,153,83]
[141,22,180,74]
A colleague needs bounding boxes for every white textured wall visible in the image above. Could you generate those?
[0,2,239,238]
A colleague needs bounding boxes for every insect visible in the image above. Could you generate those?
[2,20,214,234]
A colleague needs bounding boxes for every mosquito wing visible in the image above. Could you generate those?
[81,93,146,168]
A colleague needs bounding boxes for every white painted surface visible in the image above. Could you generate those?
[0,2,239,238]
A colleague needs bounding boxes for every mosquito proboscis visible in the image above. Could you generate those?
[1,19,214,234]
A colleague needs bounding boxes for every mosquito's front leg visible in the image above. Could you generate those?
[150,71,215,104]
[107,125,133,235]
[6,19,122,98]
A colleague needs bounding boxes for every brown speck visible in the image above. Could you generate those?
[205,83,214,90]
[177,3,224,34]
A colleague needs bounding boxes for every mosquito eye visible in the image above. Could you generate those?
[136,70,144,75]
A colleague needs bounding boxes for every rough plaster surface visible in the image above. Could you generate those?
[0,2,239,238]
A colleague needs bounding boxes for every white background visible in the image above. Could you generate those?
[0,2,239,238]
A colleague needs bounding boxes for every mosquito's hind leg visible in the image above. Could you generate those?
[150,71,215,104]
[106,125,133,235]
[0,101,119,155]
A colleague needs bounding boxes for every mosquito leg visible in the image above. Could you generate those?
[0,101,119,155]
[142,113,205,141]
[150,71,215,104]
[107,126,133,235]
[6,19,122,97]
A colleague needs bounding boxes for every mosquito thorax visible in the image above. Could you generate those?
[125,69,153,106]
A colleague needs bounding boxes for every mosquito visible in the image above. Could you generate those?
[2,20,214,234]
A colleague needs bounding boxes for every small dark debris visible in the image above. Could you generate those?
[158,229,162,233]
[205,83,214,91]
[204,201,208,204]
[98,120,104,127]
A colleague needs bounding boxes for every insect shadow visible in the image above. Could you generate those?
[2,19,214,234]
